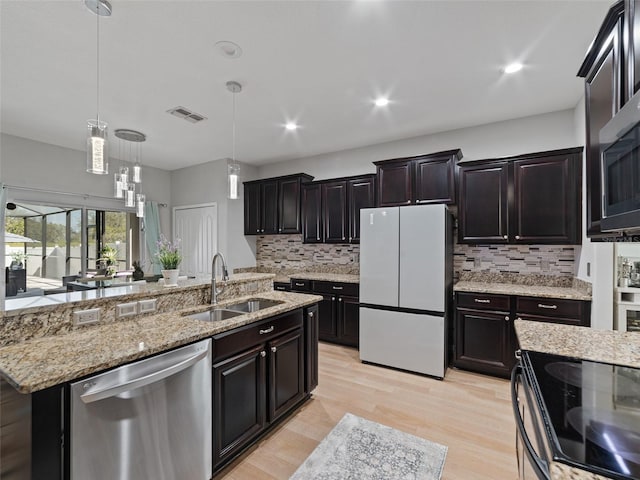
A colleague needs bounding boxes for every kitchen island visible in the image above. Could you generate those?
[514,320,640,480]
[0,274,322,479]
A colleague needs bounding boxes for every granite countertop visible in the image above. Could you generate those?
[454,281,591,301]
[3,272,276,316]
[514,319,640,368]
[287,272,360,284]
[0,290,321,394]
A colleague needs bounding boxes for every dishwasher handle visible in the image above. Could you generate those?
[80,346,209,404]
[511,365,550,480]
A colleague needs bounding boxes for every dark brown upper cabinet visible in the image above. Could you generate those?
[374,149,462,207]
[578,1,625,238]
[322,181,348,243]
[302,183,322,243]
[458,147,583,245]
[302,174,376,244]
[348,175,376,243]
[243,174,313,236]
[458,161,510,244]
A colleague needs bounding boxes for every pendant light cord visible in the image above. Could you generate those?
[96,9,100,123]
[232,89,236,164]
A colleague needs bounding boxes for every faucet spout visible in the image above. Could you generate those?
[211,252,229,305]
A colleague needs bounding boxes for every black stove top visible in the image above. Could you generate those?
[525,351,640,479]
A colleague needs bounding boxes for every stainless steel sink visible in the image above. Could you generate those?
[183,298,283,322]
[184,309,243,322]
[225,298,283,313]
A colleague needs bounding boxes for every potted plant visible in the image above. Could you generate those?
[156,235,182,286]
[98,245,118,276]
[10,251,27,270]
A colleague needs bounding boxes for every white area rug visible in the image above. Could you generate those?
[290,413,448,480]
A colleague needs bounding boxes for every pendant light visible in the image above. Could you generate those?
[226,81,242,200]
[114,129,146,213]
[85,0,112,175]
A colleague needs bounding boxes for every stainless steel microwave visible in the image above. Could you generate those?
[600,89,640,232]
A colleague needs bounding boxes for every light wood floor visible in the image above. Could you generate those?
[216,342,518,480]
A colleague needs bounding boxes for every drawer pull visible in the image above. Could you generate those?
[271,346,277,353]
[259,326,275,335]
[295,282,305,287]
[308,312,314,318]
[474,299,490,304]
[537,303,557,310]
[332,286,343,290]
[260,351,266,358]
[505,316,510,321]
[275,286,285,290]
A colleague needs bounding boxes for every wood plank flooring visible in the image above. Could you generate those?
[215,342,518,480]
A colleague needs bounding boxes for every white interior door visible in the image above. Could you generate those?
[173,203,217,278]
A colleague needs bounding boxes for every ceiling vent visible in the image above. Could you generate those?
[167,106,208,123]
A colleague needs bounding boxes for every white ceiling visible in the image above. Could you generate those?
[1,1,612,171]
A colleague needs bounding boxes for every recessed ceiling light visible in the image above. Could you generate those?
[503,62,523,74]
[215,40,242,59]
[374,97,389,107]
[285,122,298,131]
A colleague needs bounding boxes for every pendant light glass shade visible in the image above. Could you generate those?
[136,193,145,218]
[132,163,142,183]
[228,161,240,200]
[125,183,136,208]
[114,166,128,198]
[86,120,109,174]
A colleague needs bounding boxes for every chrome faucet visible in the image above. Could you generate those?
[211,252,229,304]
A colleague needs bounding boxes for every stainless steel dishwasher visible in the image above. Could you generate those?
[70,338,212,480]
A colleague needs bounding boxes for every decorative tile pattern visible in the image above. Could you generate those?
[256,235,359,271]
[290,413,447,480]
[454,243,576,278]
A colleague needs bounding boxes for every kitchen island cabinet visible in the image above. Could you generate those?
[0,282,321,480]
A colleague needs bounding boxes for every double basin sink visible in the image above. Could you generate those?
[184,298,283,322]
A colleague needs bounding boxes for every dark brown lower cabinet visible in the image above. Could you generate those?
[454,308,514,378]
[293,279,359,348]
[213,345,266,467]
[212,306,318,471]
[453,292,590,378]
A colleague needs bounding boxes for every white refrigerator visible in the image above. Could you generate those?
[359,204,452,378]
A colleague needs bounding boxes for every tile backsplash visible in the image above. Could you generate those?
[256,235,359,271]
[454,243,575,278]
[256,235,576,279]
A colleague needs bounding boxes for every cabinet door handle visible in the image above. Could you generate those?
[259,326,275,335]
[308,312,314,318]
[279,228,282,232]
[332,286,343,290]
[503,235,508,239]
[516,317,522,321]
[271,346,277,353]
[474,298,490,304]
[515,235,520,240]
[505,316,510,321]
[537,303,557,310]
[332,297,336,301]
[260,351,266,358]
[338,298,343,302]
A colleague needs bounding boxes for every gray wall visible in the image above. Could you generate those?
[258,109,578,180]
[170,159,258,272]
[0,133,172,232]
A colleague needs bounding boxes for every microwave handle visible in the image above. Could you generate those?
[511,365,550,480]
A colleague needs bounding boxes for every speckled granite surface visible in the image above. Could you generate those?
[454,272,591,301]
[290,413,447,480]
[236,266,359,284]
[515,320,640,368]
[0,290,321,393]
[516,319,638,479]
[0,273,275,347]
